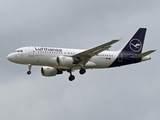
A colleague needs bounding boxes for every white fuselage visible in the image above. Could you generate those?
[7,46,120,70]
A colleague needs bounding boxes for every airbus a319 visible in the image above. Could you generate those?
[7,28,155,81]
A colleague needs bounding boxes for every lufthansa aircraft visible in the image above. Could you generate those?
[7,28,155,81]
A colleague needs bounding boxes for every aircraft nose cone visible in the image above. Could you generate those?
[7,53,17,62]
[7,54,13,61]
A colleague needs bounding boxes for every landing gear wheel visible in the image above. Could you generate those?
[79,68,86,75]
[68,75,75,81]
[27,71,31,75]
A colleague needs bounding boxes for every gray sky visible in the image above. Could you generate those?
[0,0,160,120]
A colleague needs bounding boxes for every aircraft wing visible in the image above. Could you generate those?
[72,39,119,64]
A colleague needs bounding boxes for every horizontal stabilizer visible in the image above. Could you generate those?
[131,50,156,59]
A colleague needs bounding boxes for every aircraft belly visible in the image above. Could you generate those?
[97,59,115,68]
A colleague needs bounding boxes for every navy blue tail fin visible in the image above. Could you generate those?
[121,28,146,54]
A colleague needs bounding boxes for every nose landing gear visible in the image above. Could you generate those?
[27,64,32,75]
[27,71,31,75]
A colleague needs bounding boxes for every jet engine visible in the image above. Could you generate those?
[41,66,62,77]
[57,56,74,66]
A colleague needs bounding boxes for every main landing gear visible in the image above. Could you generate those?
[27,64,32,75]
[69,74,75,81]
[67,70,75,81]
[79,62,86,75]
[67,68,86,81]
[79,68,86,75]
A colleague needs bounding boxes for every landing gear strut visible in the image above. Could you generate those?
[67,69,75,81]
[27,64,32,75]
[79,62,86,75]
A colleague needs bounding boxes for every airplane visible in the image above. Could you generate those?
[7,28,155,81]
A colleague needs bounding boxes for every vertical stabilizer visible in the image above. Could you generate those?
[121,28,146,54]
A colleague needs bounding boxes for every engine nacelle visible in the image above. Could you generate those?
[57,56,74,66]
[49,57,57,66]
[41,67,58,77]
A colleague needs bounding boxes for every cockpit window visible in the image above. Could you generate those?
[15,50,23,52]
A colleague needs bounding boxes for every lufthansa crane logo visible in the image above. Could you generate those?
[129,39,142,52]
